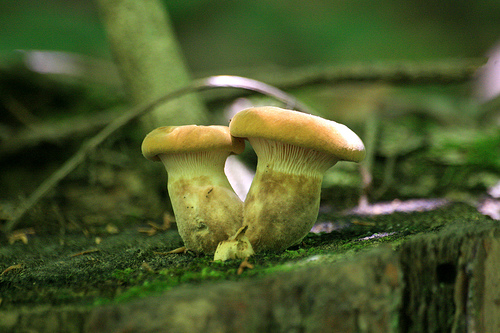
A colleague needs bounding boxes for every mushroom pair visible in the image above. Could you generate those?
[142,106,365,254]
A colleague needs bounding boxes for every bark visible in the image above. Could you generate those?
[2,206,499,332]
[399,222,500,332]
[85,248,402,333]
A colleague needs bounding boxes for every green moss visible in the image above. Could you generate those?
[111,268,136,281]
[95,205,462,305]
[0,203,490,309]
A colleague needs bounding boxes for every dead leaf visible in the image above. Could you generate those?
[1,263,23,275]
[237,257,254,275]
[70,249,99,257]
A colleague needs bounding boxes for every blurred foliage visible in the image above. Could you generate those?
[168,0,500,71]
[429,127,500,168]
[318,80,500,205]
[0,0,499,226]
[0,0,109,58]
[1,0,500,71]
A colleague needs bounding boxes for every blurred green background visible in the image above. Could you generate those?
[1,0,499,225]
[1,0,499,72]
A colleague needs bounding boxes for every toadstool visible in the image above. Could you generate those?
[229,106,366,252]
[142,125,245,253]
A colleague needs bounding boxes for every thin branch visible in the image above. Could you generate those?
[1,58,486,157]
[0,107,125,156]
[207,58,487,90]
[2,76,310,233]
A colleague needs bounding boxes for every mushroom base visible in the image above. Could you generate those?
[168,177,243,253]
[243,170,322,252]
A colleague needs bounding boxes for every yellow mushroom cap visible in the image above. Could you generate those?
[229,106,366,162]
[142,125,245,161]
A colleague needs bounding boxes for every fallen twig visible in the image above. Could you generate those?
[237,257,254,275]
[70,249,100,257]
[216,58,486,89]
[1,263,23,276]
[3,76,309,233]
[154,247,187,255]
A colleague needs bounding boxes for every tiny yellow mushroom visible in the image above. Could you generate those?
[214,226,254,261]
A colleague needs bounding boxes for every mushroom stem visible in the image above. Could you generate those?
[243,138,337,252]
[159,151,243,253]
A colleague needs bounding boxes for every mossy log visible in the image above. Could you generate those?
[85,248,401,332]
[1,205,499,332]
[399,221,500,332]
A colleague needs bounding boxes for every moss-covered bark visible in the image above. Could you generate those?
[399,222,500,332]
[1,203,499,332]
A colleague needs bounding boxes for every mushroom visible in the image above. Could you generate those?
[213,226,254,261]
[142,125,245,253]
[229,106,365,252]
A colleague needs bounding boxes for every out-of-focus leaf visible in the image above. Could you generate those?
[428,127,500,168]
[378,117,427,157]
[0,1,109,57]
[322,162,361,189]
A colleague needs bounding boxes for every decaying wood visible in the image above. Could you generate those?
[81,219,500,333]
[1,205,499,332]
[399,220,500,332]
[85,247,402,332]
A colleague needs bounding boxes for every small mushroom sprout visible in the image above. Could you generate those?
[142,125,245,253]
[213,226,254,261]
[230,106,366,252]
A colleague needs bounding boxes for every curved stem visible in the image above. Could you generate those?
[4,75,309,233]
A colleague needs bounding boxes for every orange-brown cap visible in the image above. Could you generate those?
[229,106,365,162]
[142,125,245,161]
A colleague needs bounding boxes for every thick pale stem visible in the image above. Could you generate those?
[244,139,337,252]
[160,151,243,253]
